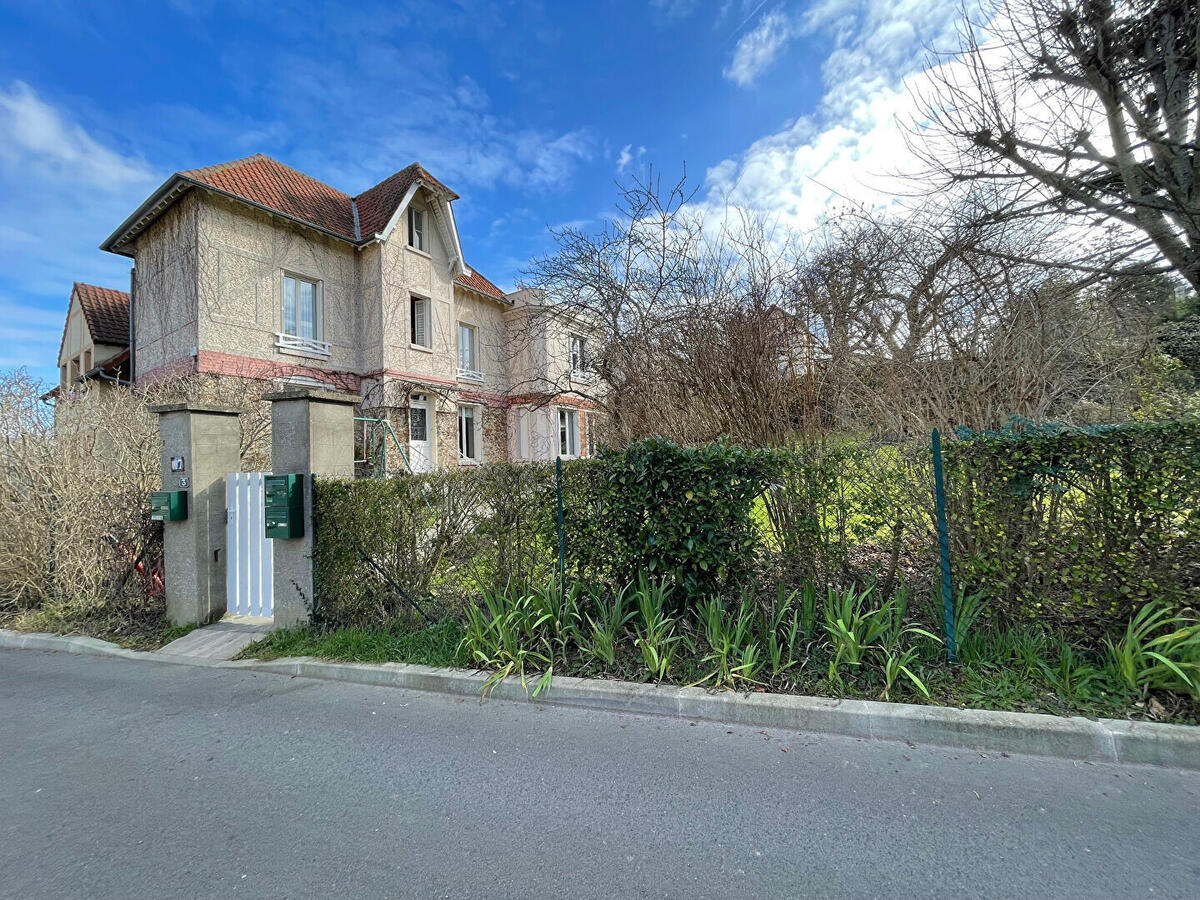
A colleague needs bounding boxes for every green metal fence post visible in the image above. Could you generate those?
[556,456,566,592]
[932,428,957,664]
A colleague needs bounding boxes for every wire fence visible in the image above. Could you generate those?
[311,419,1200,651]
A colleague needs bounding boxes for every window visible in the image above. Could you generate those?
[408,207,426,252]
[585,412,601,457]
[457,322,481,379]
[514,407,530,460]
[411,296,431,348]
[409,405,427,442]
[458,405,479,462]
[558,407,579,458]
[282,273,321,340]
[569,334,587,373]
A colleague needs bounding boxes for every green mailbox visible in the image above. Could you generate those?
[150,490,188,522]
[264,474,304,539]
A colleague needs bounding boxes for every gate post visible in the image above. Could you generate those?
[149,403,242,626]
[265,388,358,627]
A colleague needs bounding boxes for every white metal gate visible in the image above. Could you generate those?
[226,472,274,618]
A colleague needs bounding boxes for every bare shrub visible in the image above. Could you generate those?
[0,369,271,636]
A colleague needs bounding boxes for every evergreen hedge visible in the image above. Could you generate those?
[943,420,1200,632]
[311,422,1200,637]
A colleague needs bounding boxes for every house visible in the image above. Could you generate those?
[56,282,132,392]
[57,153,602,468]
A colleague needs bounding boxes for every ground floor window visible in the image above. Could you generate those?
[585,412,602,457]
[514,407,530,460]
[558,407,579,458]
[458,405,479,462]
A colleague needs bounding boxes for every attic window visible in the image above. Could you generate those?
[408,207,426,252]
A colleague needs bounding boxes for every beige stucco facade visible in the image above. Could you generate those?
[118,175,601,469]
[58,295,125,391]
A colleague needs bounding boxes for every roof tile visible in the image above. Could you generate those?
[455,269,507,302]
[181,154,357,240]
[74,282,130,345]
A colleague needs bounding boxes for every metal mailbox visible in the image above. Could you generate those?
[264,473,304,539]
[150,490,188,522]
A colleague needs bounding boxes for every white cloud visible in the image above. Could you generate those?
[650,0,700,21]
[705,1,980,226]
[724,9,797,88]
[0,81,154,188]
[616,143,647,174]
[454,75,489,111]
[0,82,157,380]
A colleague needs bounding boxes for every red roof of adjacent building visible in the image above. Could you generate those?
[74,282,130,345]
[455,269,506,301]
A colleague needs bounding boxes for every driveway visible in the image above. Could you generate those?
[1,648,1197,899]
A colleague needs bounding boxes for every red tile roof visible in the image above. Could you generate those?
[182,154,357,240]
[178,154,462,244]
[104,154,509,303]
[455,269,507,301]
[356,163,460,237]
[74,282,130,346]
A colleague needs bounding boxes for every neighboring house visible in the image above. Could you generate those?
[55,154,602,468]
[56,282,132,393]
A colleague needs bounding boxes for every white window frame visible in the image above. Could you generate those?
[276,272,329,357]
[410,294,432,350]
[408,206,426,252]
[457,322,483,382]
[558,407,579,458]
[458,404,481,464]
[514,406,530,460]
[585,412,601,457]
[569,333,594,382]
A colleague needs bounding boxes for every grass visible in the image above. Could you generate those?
[241,618,466,667]
[235,616,1198,726]
[2,598,197,651]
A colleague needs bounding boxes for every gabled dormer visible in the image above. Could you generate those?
[57,282,130,391]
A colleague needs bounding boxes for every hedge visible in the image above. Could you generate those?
[943,419,1200,632]
[311,422,1200,637]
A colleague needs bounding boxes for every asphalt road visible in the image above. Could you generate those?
[2,649,1197,899]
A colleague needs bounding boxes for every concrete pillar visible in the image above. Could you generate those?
[149,403,241,626]
[265,388,358,627]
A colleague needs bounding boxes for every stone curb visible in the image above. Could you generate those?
[3,628,1198,770]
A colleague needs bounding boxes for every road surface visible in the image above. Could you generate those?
[1,648,1197,899]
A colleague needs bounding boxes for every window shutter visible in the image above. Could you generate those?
[413,297,428,347]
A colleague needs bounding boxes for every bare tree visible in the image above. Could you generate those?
[913,0,1199,290]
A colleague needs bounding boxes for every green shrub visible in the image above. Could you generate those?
[944,419,1200,633]
[561,438,777,602]
[313,464,554,627]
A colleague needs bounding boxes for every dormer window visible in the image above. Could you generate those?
[408,207,426,252]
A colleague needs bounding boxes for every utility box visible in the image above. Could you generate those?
[264,474,304,539]
[150,490,188,522]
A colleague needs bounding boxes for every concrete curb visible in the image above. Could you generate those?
[3,627,1198,770]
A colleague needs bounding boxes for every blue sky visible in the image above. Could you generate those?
[0,0,971,385]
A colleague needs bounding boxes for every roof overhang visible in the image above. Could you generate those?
[101,175,363,257]
[453,278,509,305]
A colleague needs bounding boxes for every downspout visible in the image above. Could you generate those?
[128,265,137,384]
